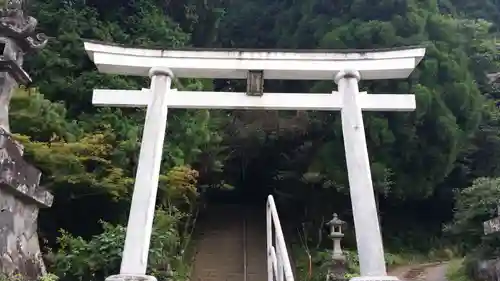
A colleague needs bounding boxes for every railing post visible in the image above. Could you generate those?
[267,200,273,281]
[267,195,294,281]
[276,234,283,281]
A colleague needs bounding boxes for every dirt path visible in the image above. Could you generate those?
[424,263,449,281]
[389,262,449,281]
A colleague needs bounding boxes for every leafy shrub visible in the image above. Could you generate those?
[445,177,500,281]
[445,177,500,254]
[292,247,406,281]
[47,209,193,281]
[446,259,471,281]
[0,273,58,281]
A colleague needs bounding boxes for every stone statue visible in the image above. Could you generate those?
[0,0,47,132]
[0,0,52,279]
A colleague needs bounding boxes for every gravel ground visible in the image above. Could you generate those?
[389,262,449,281]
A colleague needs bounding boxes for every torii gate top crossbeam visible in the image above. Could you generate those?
[83,40,425,80]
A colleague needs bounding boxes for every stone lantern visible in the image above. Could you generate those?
[0,0,47,132]
[0,1,53,279]
[326,213,347,281]
[0,36,31,82]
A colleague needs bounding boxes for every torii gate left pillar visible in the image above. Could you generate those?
[110,68,173,281]
[84,40,425,281]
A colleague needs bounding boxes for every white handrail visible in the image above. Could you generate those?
[267,195,294,281]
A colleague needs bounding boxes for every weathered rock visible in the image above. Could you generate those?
[473,259,500,281]
[0,127,53,279]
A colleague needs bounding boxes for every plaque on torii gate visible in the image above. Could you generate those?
[83,40,426,281]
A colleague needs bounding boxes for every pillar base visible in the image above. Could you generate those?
[105,274,157,281]
[350,276,399,281]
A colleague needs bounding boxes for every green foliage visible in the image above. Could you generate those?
[10,89,134,198]
[39,274,59,281]
[15,132,134,198]
[48,210,192,281]
[26,0,190,110]
[439,177,500,281]
[292,248,359,281]
[215,0,500,207]
[6,10,223,275]
[8,88,211,281]
[0,273,59,281]
[49,223,124,280]
[446,259,472,281]
[446,177,500,249]
[316,14,494,198]
[210,0,500,254]
[292,247,411,281]
[466,100,500,179]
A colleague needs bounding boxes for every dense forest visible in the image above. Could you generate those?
[3,0,500,280]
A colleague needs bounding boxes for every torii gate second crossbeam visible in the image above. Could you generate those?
[84,40,425,281]
[93,89,415,111]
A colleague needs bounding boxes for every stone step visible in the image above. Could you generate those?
[191,204,267,281]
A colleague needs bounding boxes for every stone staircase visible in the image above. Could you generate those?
[244,206,267,281]
[191,204,267,281]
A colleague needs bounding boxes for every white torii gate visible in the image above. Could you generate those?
[83,40,425,281]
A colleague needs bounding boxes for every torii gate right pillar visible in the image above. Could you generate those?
[336,70,395,280]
